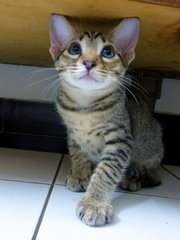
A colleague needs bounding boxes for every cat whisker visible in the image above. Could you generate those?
[96,71,107,78]
[110,83,126,99]
[121,85,139,105]
[26,74,59,88]
[119,78,148,98]
[20,67,61,83]
[40,75,65,99]
[119,75,149,96]
[97,69,113,75]
[112,79,139,104]
[41,78,60,100]
[49,80,62,100]
[64,66,81,69]
[96,71,148,98]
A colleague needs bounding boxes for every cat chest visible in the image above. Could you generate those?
[61,108,106,132]
[60,109,108,161]
[73,129,105,162]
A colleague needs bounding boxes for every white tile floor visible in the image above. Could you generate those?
[0,147,179,240]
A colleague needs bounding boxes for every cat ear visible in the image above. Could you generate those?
[50,14,74,60]
[112,18,140,65]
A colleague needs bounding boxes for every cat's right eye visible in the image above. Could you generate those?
[68,42,81,55]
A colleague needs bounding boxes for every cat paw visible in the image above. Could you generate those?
[66,175,89,192]
[120,178,142,191]
[77,197,113,226]
[120,167,142,191]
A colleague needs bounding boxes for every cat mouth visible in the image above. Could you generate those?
[79,73,98,82]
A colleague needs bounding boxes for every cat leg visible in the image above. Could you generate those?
[66,138,91,192]
[120,165,161,191]
[141,168,161,187]
[120,166,142,191]
[77,128,132,226]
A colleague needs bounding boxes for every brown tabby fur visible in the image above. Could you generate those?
[50,15,164,226]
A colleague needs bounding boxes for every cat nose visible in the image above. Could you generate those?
[83,59,97,71]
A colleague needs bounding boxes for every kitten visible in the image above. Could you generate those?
[49,14,164,226]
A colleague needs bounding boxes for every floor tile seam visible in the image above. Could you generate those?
[0,178,51,186]
[31,152,65,240]
[53,183,180,200]
[162,165,180,180]
[2,130,67,139]
[115,191,180,200]
[55,183,66,186]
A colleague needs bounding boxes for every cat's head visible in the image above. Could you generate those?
[49,14,140,91]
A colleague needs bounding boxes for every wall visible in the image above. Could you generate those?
[0,64,58,102]
[0,63,179,115]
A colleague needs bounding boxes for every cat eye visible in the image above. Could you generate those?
[101,45,115,59]
[68,42,81,55]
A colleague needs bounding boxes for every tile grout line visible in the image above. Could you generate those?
[3,130,67,139]
[54,186,180,200]
[54,185,180,200]
[115,190,180,200]
[0,178,51,185]
[162,165,180,181]
[31,153,65,240]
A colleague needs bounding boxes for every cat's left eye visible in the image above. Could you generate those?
[101,45,115,59]
[68,42,81,55]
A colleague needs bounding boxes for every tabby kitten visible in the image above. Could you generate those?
[49,14,164,227]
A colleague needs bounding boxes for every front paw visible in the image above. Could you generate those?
[66,175,89,192]
[77,197,113,226]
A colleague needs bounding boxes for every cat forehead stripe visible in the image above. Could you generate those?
[93,32,106,42]
[79,32,105,43]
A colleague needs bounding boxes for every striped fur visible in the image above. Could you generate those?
[50,17,164,227]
